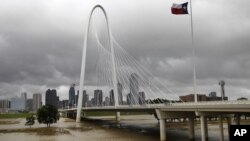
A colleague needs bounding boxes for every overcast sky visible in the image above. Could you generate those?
[0,0,249,102]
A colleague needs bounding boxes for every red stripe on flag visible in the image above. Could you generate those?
[171,8,185,15]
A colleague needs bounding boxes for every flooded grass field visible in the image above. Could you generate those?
[1,115,247,141]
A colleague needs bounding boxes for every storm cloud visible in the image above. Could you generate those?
[0,0,249,101]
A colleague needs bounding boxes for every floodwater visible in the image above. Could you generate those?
[0,115,231,141]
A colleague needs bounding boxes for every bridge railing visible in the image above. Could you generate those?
[169,100,250,106]
[79,104,166,109]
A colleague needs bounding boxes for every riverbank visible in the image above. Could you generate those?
[0,117,160,141]
[1,115,250,141]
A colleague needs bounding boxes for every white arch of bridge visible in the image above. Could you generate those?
[76,4,119,122]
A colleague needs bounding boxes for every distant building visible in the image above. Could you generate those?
[179,94,207,102]
[207,96,228,101]
[180,94,228,102]
[109,89,115,106]
[56,95,59,108]
[76,90,89,107]
[45,89,52,105]
[26,99,33,111]
[104,96,110,106]
[209,92,217,97]
[21,92,27,110]
[117,82,123,105]
[127,93,132,105]
[129,73,139,105]
[33,93,42,111]
[10,96,25,111]
[207,91,228,101]
[94,90,103,106]
[69,84,75,106]
[83,91,89,107]
[45,89,59,108]
[58,100,62,109]
[90,98,95,107]
[0,100,10,113]
[61,100,69,108]
[139,92,146,105]
[110,83,123,106]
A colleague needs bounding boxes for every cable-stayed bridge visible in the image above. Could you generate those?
[62,5,250,141]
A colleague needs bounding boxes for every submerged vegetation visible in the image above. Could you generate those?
[37,105,60,127]
[25,116,35,128]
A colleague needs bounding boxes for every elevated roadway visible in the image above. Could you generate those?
[62,100,250,141]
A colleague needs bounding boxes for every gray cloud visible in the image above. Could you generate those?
[0,0,249,102]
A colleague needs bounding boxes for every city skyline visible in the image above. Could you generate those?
[0,0,249,101]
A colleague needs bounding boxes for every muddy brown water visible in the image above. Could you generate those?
[0,115,230,141]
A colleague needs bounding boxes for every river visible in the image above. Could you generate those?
[0,115,231,141]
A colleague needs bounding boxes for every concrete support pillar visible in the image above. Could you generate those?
[188,117,195,140]
[82,111,87,118]
[219,115,224,141]
[200,114,207,141]
[204,116,208,139]
[116,112,120,122]
[227,116,232,137]
[235,114,240,125]
[160,119,166,141]
[156,109,166,141]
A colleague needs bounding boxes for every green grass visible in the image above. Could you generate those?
[0,113,34,119]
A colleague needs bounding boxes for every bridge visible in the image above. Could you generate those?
[63,4,250,141]
[63,100,250,141]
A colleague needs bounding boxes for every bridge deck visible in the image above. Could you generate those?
[63,100,250,113]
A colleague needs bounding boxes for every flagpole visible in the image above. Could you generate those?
[190,0,197,103]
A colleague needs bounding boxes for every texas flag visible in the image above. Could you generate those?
[171,2,188,15]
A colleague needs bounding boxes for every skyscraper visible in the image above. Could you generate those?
[10,96,25,111]
[0,100,10,113]
[82,90,89,107]
[117,82,123,105]
[139,92,146,105]
[61,100,69,108]
[109,89,115,106]
[45,89,52,105]
[45,89,58,108]
[110,83,123,106]
[33,93,42,111]
[104,96,110,106]
[127,93,132,105]
[21,92,27,110]
[94,90,103,106]
[129,73,139,105]
[69,84,75,107]
[26,99,33,111]
[76,90,88,107]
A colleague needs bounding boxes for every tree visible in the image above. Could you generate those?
[25,116,35,128]
[237,97,248,101]
[37,105,60,127]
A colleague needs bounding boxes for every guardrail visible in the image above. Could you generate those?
[169,100,250,106]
